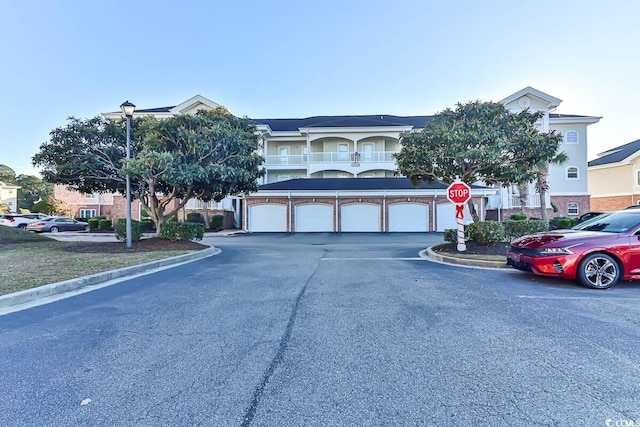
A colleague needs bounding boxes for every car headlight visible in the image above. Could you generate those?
[538,244,582,256]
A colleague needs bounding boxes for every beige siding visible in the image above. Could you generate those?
[588,165,633,196]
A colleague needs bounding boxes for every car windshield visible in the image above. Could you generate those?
[572,213,612,230]
[579,211,640,233]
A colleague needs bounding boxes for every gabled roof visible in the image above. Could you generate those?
[588,138,640,167]
[253,115,432,132]
[0,180,20,188]
[102,95,221,118]
[257,178,490,191]
[500,86,562,109]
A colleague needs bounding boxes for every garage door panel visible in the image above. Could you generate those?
[436,203,475,232]
[341,204,380,232]
[249,204,287,232]
[295,204,333,232]
[389,203,429,232]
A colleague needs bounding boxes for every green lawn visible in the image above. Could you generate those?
[0,226,196,296]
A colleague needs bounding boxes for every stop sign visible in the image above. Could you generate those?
[447,181,471,204]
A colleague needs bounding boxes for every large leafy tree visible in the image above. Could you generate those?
[395,101,564,220]
[0,164,16,183]
[33,108,265,235]
[15,175,53,210]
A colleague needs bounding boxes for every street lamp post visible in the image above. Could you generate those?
[120,101,135,249]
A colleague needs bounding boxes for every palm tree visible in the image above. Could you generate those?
[535,151,568,221]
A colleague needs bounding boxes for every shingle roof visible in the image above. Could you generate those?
[252,115,432,132]
[257,178,489,191]
[135,106,175,113]
[588,138,640,167]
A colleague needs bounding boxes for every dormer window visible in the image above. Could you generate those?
[565,131,579,144]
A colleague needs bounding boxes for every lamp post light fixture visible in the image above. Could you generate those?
[120,101,135,249]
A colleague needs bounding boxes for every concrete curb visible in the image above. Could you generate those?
[0,247,220,310]
[421,245,509,269]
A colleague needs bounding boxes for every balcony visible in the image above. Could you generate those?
[265,151,397,164]
[509,194,541,208]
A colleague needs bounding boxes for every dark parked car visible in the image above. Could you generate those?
[26,217,89,233]
[507,210,640,289]
[573,211,606,225]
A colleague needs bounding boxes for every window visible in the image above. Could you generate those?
[277,175,291,182]
[79,209,97,218]
[567,203,579,216]
[338,144,349,161]
[566,166,579,180]
[636,170,640,186]
[565,131,579,144]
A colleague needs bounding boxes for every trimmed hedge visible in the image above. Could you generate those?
[87,218,100,231]
[504,219,548,241]
[115,218,144,242]
[160,222,204,241]
[98,218,112,231]
[186,212,204,224]
[466,220,505,244]
[445,219,549,243]
[211,215,224,230]
[510,213,527,221]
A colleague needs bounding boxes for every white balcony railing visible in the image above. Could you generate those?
[264,154,308,166]
[509,194,541,208]
[264,151,397,166]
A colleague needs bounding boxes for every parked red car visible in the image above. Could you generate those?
[507,210,640,289]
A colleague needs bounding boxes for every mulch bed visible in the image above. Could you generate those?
[434,241,511,257]
[59,238,209,253]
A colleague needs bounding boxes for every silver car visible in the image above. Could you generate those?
[26,217,89,233]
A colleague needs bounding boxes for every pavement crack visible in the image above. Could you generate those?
[240,256,320,426]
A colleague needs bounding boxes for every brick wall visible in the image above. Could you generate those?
[590,195,639,211]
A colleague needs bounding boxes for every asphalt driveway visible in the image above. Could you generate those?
[1,233,640,426]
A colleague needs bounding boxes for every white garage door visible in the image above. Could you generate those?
[295,204,333,232]
[388,203,429,232]
[341,204,380,232]
[249,204,287,232]
[436,203,475,232]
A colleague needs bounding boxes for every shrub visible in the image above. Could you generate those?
[443,228,458,243]
[87,218,100,231]
[141,219,155,232]
[504,219,549,241]
[115,218,144,242]
[98,218,112,231]
[466,221,505,244]
[186,212,204,224]
[556,217,573,229]
[160,222,204,241]
[210,215,224,230]
[510,213,527,221]
[31,200,56,214]
[168,216,179,223]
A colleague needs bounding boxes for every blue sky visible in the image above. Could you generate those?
[1,0,638,176]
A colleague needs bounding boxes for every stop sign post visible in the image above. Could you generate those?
[446,181,472,252]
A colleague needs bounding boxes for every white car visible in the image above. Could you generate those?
[0,213,50,229]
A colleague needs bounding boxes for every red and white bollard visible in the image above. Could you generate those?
[455,204,466,252]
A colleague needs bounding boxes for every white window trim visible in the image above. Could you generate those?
[567,202,579,216]
[79,209,97,218]
[565,130,579,144]
[565,166,579,180]
[636,169,640,187]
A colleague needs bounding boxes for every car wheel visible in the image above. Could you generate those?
[577,253,620,289]
[83,225,89,232]
[17,224,27,229]
[50,226,59,233]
